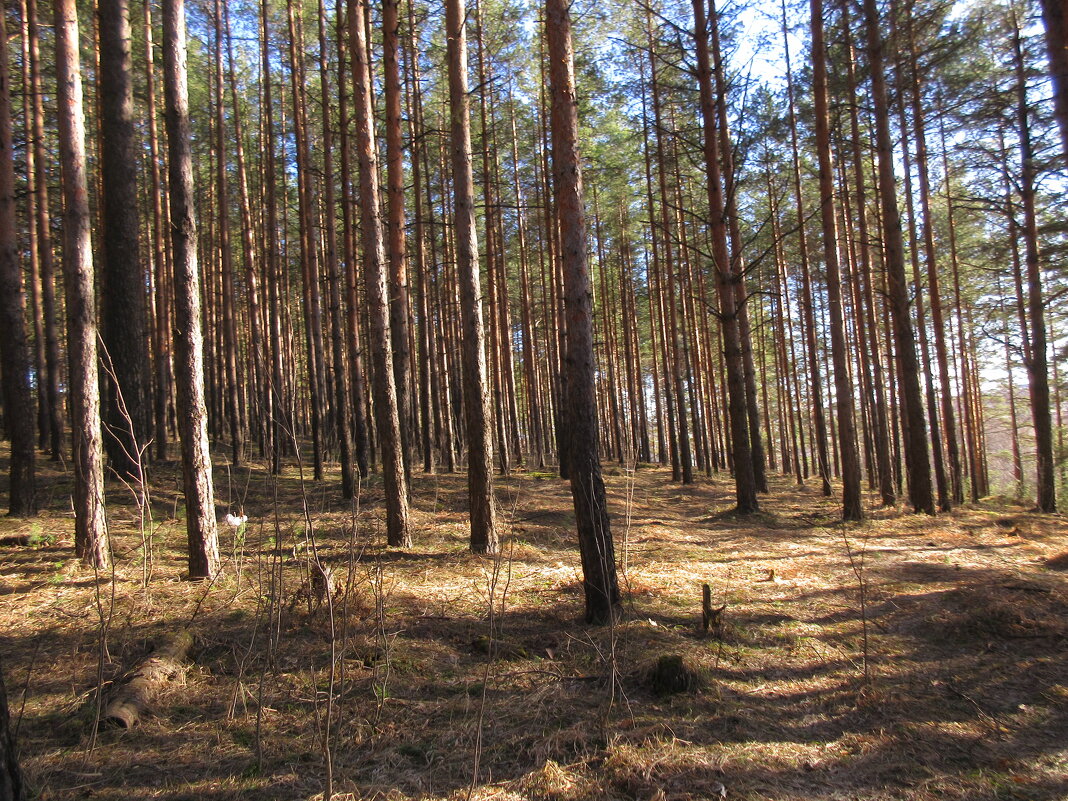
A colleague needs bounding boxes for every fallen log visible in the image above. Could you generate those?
[103,630,193,729]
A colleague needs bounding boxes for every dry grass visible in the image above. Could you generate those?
[2,448,1067,801]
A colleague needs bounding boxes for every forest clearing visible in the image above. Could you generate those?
[2,452,1067,801]
[1,0,1068,795]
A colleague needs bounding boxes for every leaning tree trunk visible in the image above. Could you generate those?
[348,0,412,546]
[162,0,220,578]
[55,0,108,566]
[547,0,619,624]
[0,0,36,517]
[446,0,498,553]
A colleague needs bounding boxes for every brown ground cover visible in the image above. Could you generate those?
[2,451,1067,800]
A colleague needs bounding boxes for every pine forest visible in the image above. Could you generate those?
[0,0,1067,797]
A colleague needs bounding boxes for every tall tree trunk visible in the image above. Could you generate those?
[98,0,150,479]
[403,10,434,473]
[285,0,326,481]
[446,0,497,552]
[214,0,245,467]
[55,0,108,566]
[224,0,266,458]
[17,0,47,455]
[842,4,895,505]
[319,0,354,499]
[709,8,765,493]
[1012,12,1057,513]
[383,0,414,470]
[0,0,36,516]
[25,0,63,461]
[781,0,831,496]
[811,0,862,520]
[547,0,619,624]
[693,0,758,513]
[510,100,545,469]
[861,0,933,514]
[335,0,371,478]
[1038,0,1068,157]
[905,16,960,507]
[163,0,221,578]
[0,657,24,801]
[349,0,413,545]
[261,0,288,474]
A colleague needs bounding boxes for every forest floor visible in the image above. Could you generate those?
[2,447,1068,801]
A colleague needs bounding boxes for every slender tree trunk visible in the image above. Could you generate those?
[842,5,894,505]
[223,0,266,458]
[319,0,354,499]
[261,0,288,474]
[403,11,434,473]
[98,0,150,479]
[446,0,497,552]
[285,0,325,481]
[510,100,545,469]
[145,0,175,461]
[55,0,108,566]
[335,0,371,478]
[862,0,934,514]
[1038,0,1068,157]
[0,0,36,516]
[0,656,23,801]
[17,0,47,456]
[26,0,63,461]
[811,0,862,520]
[782,0,831,496]
[163,0,221,578]
[349,0,412,545]
[710,9,765,493]
[693,0,758,513]
[1012,12,1057,513]
[383,0,414,471]
[213,0,245,467]
[905,18,960,507]
[547,0,619,624]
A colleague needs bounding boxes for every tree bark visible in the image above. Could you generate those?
[55,0,108,566]
[861,0,933,514]
[811,0,862,521]
[781,0,831,497]
[546,0,619,624]
[1039,0,1068,158]
[0,657,23,801]
[446,0,498,553]
[1012,12,1057,513]
[0,0,36,517]
[383,0,414,471]
[162,0,221,578]
[693,0,758,513]
[319,0,355,499]
[25,0,63,462]
[98,0,150,479]
[349,0,413,545]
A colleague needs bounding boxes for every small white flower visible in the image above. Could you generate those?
[225,513,248,528]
